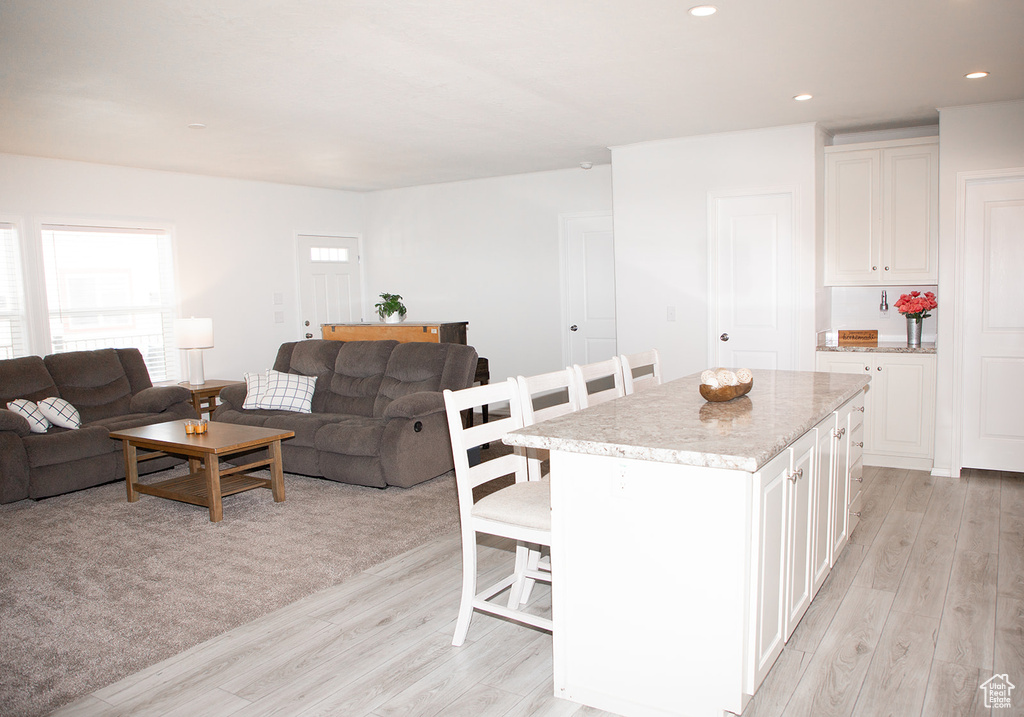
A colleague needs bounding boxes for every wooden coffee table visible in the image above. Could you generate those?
[109,420,295,522]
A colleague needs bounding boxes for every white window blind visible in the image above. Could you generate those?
[0,223,28,359]
[41,224,177,381]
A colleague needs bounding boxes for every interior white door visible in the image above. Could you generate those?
[961,175,1024,471]
[565,215,616,366]
[711,192,795,370]
[297,235,362,339]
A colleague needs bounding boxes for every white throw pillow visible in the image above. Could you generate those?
[6,399,51,433]
[242,370,270,409]
[257,370,317,413]
[37,397,81,429]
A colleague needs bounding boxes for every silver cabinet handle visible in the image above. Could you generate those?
[872,265,878,271]
[787,468,804,482]
[854,475,864,483]
[852,441,864,448]
[832,426,846,439]
[884,266,890,271]
[877,366,882,371]
[854,406,865,412]
[720,333,730,342]
[864,366,870,371]
[850,510,862,517]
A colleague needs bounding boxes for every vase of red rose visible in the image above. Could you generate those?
[894,291,937,348]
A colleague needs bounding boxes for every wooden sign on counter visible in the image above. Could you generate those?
[838,330,878,346]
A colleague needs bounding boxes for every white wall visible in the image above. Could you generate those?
[611,124,820,381]
[0,153,364,379]
[934,100,1024,475]
[362,166,613,383]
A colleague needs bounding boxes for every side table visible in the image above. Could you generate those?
[156,379,244,418]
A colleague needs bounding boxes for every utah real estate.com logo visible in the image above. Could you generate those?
[979,674,1015,710]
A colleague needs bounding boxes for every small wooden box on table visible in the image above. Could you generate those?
[109,420,294,522]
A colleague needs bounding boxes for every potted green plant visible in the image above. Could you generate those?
[375,293,407,323]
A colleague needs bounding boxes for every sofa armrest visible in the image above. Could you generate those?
[217,383,247,411]
[382,391,445,420]
[130,386,192,414]
[0,408,31,437]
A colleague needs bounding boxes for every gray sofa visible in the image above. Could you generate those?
[213,339,478,488]
[0,348,198,503]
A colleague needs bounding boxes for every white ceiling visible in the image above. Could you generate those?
[1,0,1022,191]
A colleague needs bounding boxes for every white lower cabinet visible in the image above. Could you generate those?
[816,351,935,469]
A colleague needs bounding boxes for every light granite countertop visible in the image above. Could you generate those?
[504,369,870,473]
[817,341,936,354]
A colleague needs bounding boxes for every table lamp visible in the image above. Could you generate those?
[175,317,214,386]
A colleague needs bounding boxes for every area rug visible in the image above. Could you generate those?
[0,466,460,717]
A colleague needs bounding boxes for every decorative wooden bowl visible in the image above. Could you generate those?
[699,378,754,402]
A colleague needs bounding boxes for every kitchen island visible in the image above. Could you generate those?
[504,369,870,717]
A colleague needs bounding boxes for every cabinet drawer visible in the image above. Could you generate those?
[848,486,864,537]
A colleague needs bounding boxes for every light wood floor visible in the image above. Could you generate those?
[51,466,1023,717]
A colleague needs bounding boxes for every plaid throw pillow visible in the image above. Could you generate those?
[242,370,270,409]
[6,399,51,433]
[257,370,317,413]
[38,397,81,429]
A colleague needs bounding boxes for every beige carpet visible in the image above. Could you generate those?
[0,465,460,717]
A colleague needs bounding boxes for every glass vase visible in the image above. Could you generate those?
[906,316,922,347]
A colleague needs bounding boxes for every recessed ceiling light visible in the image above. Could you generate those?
[793,94,813,101]
[965,71,989,79]
[187,123,207,129]
[689,5,717,17]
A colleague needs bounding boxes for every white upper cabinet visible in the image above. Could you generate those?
[824,138,938,286]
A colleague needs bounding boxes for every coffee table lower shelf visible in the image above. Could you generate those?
[136,471,273,507]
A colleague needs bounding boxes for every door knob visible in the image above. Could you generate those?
[305,333,313,339]
[720,333,730,342]
[570,325,578,332]
[304,320,310,327]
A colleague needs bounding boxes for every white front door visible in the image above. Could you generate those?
[296,235,363,339]
[711,192,796,370]
[564,214,616,366]
[961,175,1024,471]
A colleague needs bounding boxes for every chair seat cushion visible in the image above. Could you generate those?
[472,480,551,531]
[23,426,117,468]
[264,413,352,448]
[314,417,386,457]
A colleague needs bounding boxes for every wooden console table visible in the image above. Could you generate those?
[321,322,467,344]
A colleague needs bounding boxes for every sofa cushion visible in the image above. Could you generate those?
[44,349,132,423]
[374,343,476,417]
[315,416,386,458]
[264,412,351,448]
[0,355,59,404]
[23,426,117,468]
[129,385,191,414]
[88,413,173,433]
[38,397,81,429]
[259,370,316,412]
[7,399,50,433]
[319,340,397,417]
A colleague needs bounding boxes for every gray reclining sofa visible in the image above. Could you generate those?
[213,339,478,488]
[0,348,197,503]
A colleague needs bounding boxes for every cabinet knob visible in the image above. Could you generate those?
[787,467,804,482]
[854,406,865,412]
[854,475,864,482]
[877,366,882,371]
[872,265,878,271]
[570,325,578,332]
[833,427,846,439]
[884,266,890,271]
[850,510,862,517]
[852,441,864,448]
[305,333,313,339]
[720,333,730,342]
[864,366,870,371]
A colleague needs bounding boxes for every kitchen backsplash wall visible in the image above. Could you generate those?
[827,285,939,343]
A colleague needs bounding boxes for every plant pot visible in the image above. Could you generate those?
[383,312,406,324]
[906,316,922,347]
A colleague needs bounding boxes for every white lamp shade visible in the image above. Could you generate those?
[174,317,214,349]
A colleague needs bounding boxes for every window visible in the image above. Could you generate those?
[0,223,28,359]
[41,224,177,380]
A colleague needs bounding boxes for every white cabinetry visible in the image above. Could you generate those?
[824,138,938,285]
[817,351,936,469]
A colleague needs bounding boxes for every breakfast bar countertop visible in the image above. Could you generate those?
[504,369,870,473]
